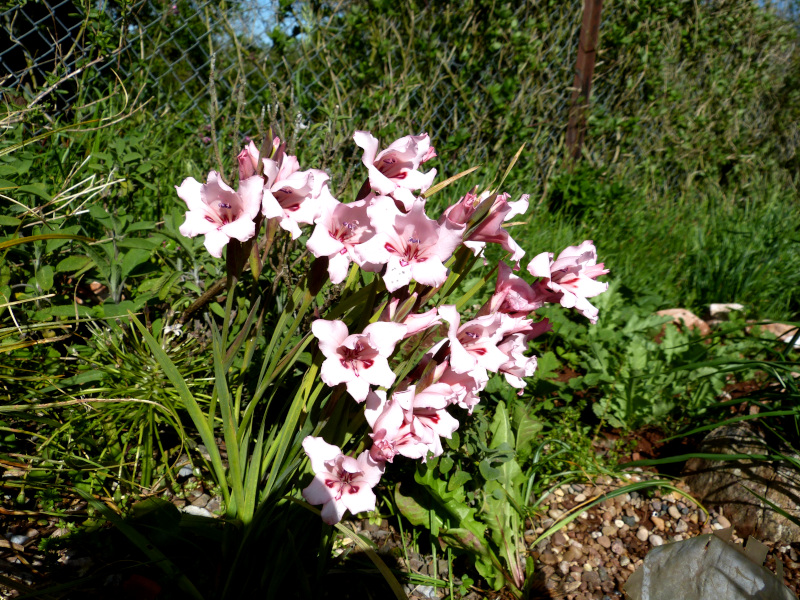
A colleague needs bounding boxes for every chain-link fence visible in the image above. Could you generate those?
[2,1,798,185]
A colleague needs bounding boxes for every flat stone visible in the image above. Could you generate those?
[191,493,211,508]
[206,497,222,513]
[563,546,583,562]
[540,552,559,566]
[655,308,711,336]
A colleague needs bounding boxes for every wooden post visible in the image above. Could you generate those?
[566,0,604,161]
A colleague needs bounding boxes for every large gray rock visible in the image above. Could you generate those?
[684,422,800,544]
[625,534,797,600]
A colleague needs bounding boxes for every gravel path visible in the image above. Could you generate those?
[1,468,797,599]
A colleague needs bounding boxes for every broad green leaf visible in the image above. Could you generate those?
[394,482,445,531]
[56,255,93,273]
[121,248,152,278]
[118,238,159,250]
[35,265,54,291]
[438,527,488,555]
[34,304,93,319]
[479,458,501,481]
[447,470,472,493]
[0,216,21,227]
[17,183,50,201]
[93,301,138,318]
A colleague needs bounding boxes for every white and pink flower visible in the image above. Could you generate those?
[312,319,407,402]
[527,240,609,323]
[307,199,380,284]
[176,171,263,258]
[439,305,513,378]
[441,190,529,265]
[301,436,384,525]
[260,150,333,239]
[365,388,458,462]
[356,197,464,292]
[354,131,437,211]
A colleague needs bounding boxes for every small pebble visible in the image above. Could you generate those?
[611,540,625,555]
[614,519,625,528]
[602,525,618,537]
[620,556,630,567]
[621,515,637,527]
[649,534,664,547]
[548,509,563,519]
[540,552,559,566]
[9,535,28,546]
[651,499,662,511]
[574,493,587,503]
[178,466,193,478]
[716,515,731,529]
[668,505,681,520]
[636,527,649,542]
[555,488,565,497]
[597,535,611,549]
[675,520,688,533]
[651,516,665,531]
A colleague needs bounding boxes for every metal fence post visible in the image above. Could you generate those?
[566,0,604,162]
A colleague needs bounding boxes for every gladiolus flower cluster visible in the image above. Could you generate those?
[176,130,609,525]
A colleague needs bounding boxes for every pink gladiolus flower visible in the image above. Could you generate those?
[236,138,280,180]
[176,172,263,258]
[497,334,538,389]
[366,389,458,462]
[260,149,333,239]
[380,297,440,338]
[527,240,609,324]
[301,436,384,525]
[365,391,433,462]
[483,261,547,317]
[356,197,464,292]
[354,131,437,211]
[440,191,529,265]
[435,362,488,414]
[307,199,379,284]
[312,319,407,402]
[439,305,513,378]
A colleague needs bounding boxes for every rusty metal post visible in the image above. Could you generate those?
[566,0,604,161]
